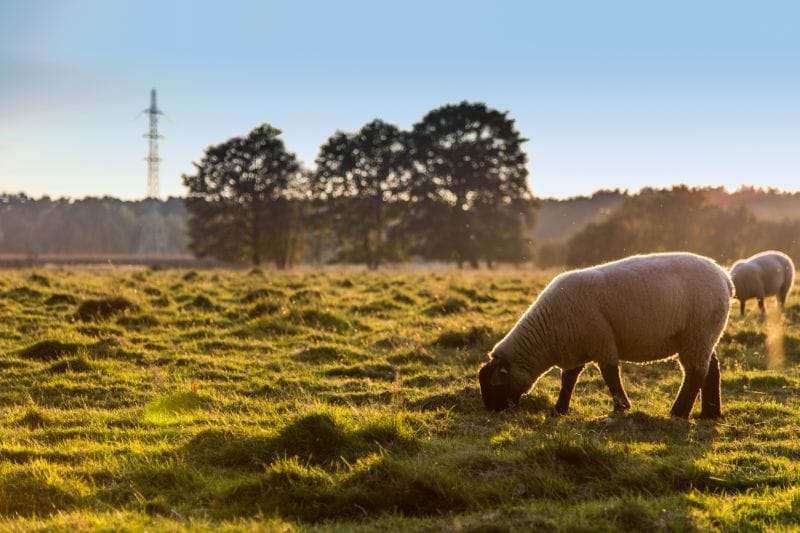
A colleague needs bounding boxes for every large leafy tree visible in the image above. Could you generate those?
[311,119,407,268]
[182,124,305,267]
[407,102,535,267]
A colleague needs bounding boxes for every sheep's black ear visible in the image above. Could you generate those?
[479,359,511,387]
[487,358,511,387]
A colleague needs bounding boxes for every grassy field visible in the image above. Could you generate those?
[0,267,799,531]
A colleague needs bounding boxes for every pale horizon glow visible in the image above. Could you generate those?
[1,0,798,200]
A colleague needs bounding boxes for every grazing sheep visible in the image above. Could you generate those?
[730,251,795,316]
[479,253,732,418]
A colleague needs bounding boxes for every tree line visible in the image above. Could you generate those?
[182,102,537,269]
[0,195,188,256]
[563,186,800,268]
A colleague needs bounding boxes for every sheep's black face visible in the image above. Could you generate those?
[479,358,523,411]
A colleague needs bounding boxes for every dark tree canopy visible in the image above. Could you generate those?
[406,102,535,267]
[311,119,407,268]
[182,124,305,267]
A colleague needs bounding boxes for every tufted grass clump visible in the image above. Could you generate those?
[19,340,83,361]
[0,469,79,517]
[184,409,417,472]
[48,355,94,374]
[182,294,217,311]
[242,287,285,303]
[435,325,495,348]
[143,390,207,424]
[423,296,469,316]
[44,293,77,306]
[17,406,51,429]
[75,297,139,321]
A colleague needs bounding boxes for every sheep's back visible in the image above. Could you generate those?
[570,254,731,362]
[740,251,795,297]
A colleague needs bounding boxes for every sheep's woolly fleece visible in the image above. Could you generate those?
[730,250,795,311]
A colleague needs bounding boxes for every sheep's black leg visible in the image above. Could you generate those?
[599,363,631,413]
[699,353,722,419]
[740,300,746,316]
[553,364,585,415]
[670,362,707,418]
[758,298,766,314]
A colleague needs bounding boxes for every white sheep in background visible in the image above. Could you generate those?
[479,252,732,418]
[730,250,795,316]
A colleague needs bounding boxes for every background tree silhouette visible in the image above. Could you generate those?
[406,102,534,268]
[312,120,408,269]
[182,124,305,267]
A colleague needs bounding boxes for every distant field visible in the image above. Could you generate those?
[0,268,799,531]
[0,254,211,269]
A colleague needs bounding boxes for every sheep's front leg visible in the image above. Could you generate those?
[739,300,746,316]
[553,364,585,415]
[699,353,722,418]
[599,364,631,413]
[758,298,766,314]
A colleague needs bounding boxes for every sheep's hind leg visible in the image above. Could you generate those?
[740,300,746,316]
[599,363,631,413]
[699,352,722,419]
[778,290,788,309]
[758,298,766,314]
[671,352,710,418]
[553,364,585,415]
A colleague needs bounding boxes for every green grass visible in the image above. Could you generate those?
[0,268,799,531]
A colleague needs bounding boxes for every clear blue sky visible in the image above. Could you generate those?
[1,0,798,199]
